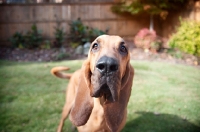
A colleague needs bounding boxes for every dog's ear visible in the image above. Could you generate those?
[121,63,134,90]
[83,60,94,95]
[70,60,94,126]
[104,63,134,132]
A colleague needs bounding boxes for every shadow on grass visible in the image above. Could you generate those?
[123,111,200,132]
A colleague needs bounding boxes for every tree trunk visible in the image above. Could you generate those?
[149,15,154,31]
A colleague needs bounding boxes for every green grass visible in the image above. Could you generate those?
[0,60,200,132]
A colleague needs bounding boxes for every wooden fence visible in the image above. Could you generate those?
[0,1,200,46]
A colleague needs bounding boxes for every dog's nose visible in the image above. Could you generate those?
[96,56,118,74]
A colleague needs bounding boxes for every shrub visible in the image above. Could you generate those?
[9,24,43,49]
[68,18,108,47]
[134,28,162,52]
[68,18,88,44]
[24,24,43,49]
[53,26,66,48]
[169,20,200,56]
[9,32,25,48]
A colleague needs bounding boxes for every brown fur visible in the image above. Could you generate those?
[51,35,134,132]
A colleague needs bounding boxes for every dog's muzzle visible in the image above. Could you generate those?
[91,56,120,103]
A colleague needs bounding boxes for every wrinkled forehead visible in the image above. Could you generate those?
[90,35,128,56]
[88,35,130,72]
[94,35,124,46]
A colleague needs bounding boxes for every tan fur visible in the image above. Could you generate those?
[51,66,72,79]
[51,35,134,132]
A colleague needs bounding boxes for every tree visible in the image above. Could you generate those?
[112,0,190,31]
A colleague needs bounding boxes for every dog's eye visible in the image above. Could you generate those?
[119,43,127,54]
[92,43,99,52]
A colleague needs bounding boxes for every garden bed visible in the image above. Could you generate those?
[0,47,86,62]
[0,41,199,68]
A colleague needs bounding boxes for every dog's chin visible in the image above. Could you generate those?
[101,92,114,105]
[100,84,115,104]
[91,69,121,104]
[91,83,116,104]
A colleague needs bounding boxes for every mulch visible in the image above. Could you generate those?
[0,43,199,68]
[0,47,86,62]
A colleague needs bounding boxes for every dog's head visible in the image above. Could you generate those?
[87,35,131,103]
[70,35,134,131]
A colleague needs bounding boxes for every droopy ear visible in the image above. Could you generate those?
[83,60,94,95]
[104,63,134,132]
[69,60,94,126]
[121,62,134,90]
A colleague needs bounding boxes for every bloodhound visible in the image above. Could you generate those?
[51,35,134,132]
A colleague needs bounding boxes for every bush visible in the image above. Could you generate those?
[68,18,108,47]
[169,20,200,56]
[134,28,162,52]
[9,32,25,48]
[53,26,66,48]
[24,24,43,49]
[9,24,43,49]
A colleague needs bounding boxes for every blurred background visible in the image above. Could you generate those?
[0,0,199,65]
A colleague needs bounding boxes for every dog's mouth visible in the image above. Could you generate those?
[90,67,121,104]
[91,83,115,104]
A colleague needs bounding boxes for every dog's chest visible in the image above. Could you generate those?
[92,98,104,122]
[78,98,109,131]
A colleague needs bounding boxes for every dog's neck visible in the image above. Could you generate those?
[92,98,105,121]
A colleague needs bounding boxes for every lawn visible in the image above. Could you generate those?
[0,60,200,132]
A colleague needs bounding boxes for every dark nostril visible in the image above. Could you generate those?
[110,64,118,72]
[96,64,105,71]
